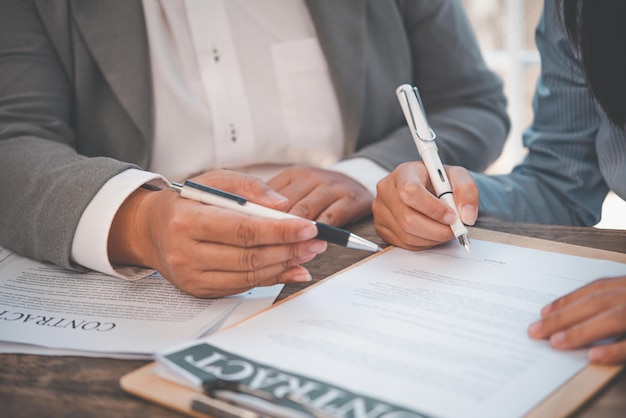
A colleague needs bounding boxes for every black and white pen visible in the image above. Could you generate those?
[396,84,471,253]
[169,180,382,253]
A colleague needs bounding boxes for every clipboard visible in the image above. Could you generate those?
[121,228,626,417]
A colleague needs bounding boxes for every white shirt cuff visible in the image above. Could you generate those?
[71,169,168,280]
[328,157,389,197]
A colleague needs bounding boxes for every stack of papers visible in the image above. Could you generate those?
[0,246,282,359]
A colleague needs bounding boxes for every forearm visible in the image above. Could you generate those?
[351,98,508,173]
[0,137,136,269]
[473,169,608,226]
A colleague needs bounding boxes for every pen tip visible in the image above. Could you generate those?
[458,235,471,254]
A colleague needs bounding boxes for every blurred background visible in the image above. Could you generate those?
[462,0,626,229]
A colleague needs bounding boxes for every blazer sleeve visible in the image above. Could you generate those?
[352,0,510,172]
[0,0,136,269]
[472,0,618,225]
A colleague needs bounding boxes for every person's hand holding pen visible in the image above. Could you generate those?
[107,170,328,298]
[373,84,477,251]
[373,161,478,250]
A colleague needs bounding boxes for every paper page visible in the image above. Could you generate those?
[0,254,242,355]
[188,240,626,418]
[0,284,282,359]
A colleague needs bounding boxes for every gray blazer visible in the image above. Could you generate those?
[0,0,508,270]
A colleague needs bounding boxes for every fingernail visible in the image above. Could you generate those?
[298,253,317,263]
[528,321,543,338]
[443,212,456,225]
[307,240,327,254]
[292,273,312,282]
[588,347,605,363]
[298,224,318,240]
[461,205,477,225]
[550,331,567,347]
[266,190,288,205]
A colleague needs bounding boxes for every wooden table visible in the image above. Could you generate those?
[1,219,624,417]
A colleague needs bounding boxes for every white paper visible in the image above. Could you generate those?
[0,284,282,359]
[0,249,280,356]
[188,240,626,418]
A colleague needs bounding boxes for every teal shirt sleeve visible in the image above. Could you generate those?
[472,0,624,226]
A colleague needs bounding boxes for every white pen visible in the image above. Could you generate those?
[396,84,471,253]
[169,180,382,253]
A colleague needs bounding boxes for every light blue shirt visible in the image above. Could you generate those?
[474,0,626,225]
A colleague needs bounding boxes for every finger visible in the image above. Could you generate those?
[178,263,314,298]
[285,187,329,221]
[588,339,626,364]
[529,289,626,339]
[267,169,313,211]
[181,239,328,273]
[288,185,361,225]
[182,203,318,246]
[446,165,479,225]
[545,303,626,350]
[541,276,626,316]
[392,163,459,227]
[373,195,448,250]
[315,194,372,227]
[378,175,455,245]
[266,168,296,191]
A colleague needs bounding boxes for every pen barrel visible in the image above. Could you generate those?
[180,186,299,220]
[421,148,468,239]
[177,181,378,251]
[420,147,452,198]
[314,223,350,247]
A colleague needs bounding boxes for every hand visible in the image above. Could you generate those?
[266,166,373,226]
[108,170,327,298]
[372,162,478,250]
[528,276,626,364]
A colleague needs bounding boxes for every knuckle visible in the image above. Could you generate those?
[242,269,260,289]
[343,189,359,202]
[282,256,298,270]
[307,168,323,182]
[235,219,259,246]
[293,203,312,218]
[375,179,389,196]
[322,211,337,225]
[240,248,263,270]
[167,211,188,235]
[398,182,419,201]
[163,251,186,271]
[397,212,418,234]
[288,243,300,260]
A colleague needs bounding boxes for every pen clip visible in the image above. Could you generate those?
[183,180,248,205]
[396,85,436,142]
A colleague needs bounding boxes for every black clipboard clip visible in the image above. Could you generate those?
[191,380,337,418]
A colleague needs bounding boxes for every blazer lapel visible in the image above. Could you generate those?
[306,0,365,154]
[70,0,152,145]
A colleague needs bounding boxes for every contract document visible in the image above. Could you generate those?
[159,239,626,418]
[0,248,281,357]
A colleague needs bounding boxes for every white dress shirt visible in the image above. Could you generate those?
[71,0,388,279]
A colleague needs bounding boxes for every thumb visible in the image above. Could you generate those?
[445,166,479,225]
